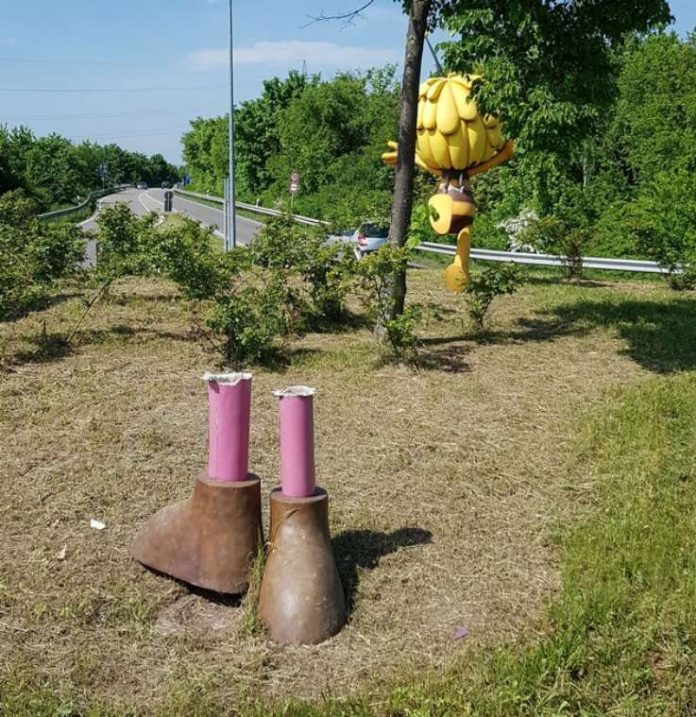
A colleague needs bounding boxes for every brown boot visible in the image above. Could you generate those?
[132,475,262,595]
[258,488,345,644]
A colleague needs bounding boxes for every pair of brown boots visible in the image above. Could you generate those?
[131,476,345,645]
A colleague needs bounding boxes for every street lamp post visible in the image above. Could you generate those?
[226,0,237,251]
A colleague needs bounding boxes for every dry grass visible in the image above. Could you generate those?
[0,269,677,712]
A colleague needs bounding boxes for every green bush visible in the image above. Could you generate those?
[155,217,242,300]
[250,214,356,327]
[626,170,696,290]
[356,244,422,358]
[521,214,590,279]
[205,268,289,368]
[95,203,158,280]
[0,190,84,320]
[464,263,523,331]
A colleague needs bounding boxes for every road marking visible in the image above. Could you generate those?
[137,191,161,214]
[145,189,164,206]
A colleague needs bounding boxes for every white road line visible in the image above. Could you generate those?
[138,191,161,214]
[145,189,165,206]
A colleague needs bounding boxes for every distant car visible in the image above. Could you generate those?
[136,181,148,190]
[327,223,390,259]
[352,222,389,258]
[161,180,172,189]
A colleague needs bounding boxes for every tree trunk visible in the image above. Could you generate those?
[388,0,431,319]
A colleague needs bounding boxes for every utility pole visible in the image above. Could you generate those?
[226,0,237,250]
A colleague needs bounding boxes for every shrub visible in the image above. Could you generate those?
[520,214,589,279]
[250,214,356,327]
[154,217,241,300]
[626,170,696,290]
[0,190,84,320]
[205,268,289,368]
[464,263,523,331]
[355,244,422,358]
[95,203,158,279]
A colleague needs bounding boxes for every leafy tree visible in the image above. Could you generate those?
[0,126,179,211]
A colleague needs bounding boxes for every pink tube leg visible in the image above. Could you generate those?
[204,372,252,482]
[273,386,316,498]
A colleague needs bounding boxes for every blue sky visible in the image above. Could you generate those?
[1,0,694,164]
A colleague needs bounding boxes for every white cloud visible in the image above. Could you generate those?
[185,41,399,71]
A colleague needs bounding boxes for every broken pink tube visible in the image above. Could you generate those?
[273,386,316,498]
[204,372,252,482]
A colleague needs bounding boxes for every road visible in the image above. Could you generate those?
[80,187,262,266]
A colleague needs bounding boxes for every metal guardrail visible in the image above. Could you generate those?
[174,188,327,226]
[37,186,126,221]
[417,242,669,275]
[174,188,669,275]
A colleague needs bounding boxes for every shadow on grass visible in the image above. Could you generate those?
[333,527,432,618]
[8,332,74,365]
[307,309,371,335]
[415,343,473,373]
[499,296,696,373]
[3,291,83,323]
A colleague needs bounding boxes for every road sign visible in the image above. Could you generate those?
[290,171,300,195]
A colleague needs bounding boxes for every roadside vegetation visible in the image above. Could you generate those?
[182,32,696,283]
[0,125,180,213]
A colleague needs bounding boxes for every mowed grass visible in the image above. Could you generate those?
[2,268,696,715]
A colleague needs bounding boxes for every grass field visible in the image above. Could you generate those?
[2,268,695,715]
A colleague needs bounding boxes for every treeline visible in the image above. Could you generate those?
[182,32,696,269]
[182,67,400,225]
[470,32,696,271]
[0,127,181,212]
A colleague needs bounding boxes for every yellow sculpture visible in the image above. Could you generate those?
[383,74,514,291]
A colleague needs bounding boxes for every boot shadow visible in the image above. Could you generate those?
[332,527,432,618]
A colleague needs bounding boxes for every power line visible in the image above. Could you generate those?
[67,129,188,141]
[2,106,224,122]
[0,56,170,67]
[0,86,221,93]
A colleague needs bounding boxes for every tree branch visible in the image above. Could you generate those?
[302,0,376,28]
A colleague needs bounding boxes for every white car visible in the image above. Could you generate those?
[352,222,389,258]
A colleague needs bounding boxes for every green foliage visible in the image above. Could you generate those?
[205,268,289,369]
[182,68,399,217]
[382,305,423,361]
[355,244,422,357]
[625,169,696,289]
[95,203,158,280]
[439,0,672,156]
[0,190,84,320]
[463,263,523,331]
[155,217,238,300]
[0,125,179,212]
[251,215,356,327]
[521,214,590,279]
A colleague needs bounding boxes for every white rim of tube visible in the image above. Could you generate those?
[272,385,316,398]
[202,372,252,385]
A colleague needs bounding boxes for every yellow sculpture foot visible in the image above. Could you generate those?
[443,263,468,293]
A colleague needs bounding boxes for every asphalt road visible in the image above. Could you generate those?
[80,187,262,266]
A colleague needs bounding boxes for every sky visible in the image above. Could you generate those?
[1,0,695,165]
